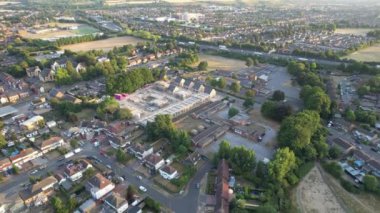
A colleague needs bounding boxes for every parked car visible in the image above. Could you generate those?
[139,186,147,192]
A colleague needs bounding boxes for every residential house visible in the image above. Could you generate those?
[10,148,42,167]
[75,62,86,73]
[184,80,194,89]
[352,150,371,162]
[7,92,19,103]
[193,82,205,93]
[49,88,64,99]
[104,192,129,213]
[0,158,12,172]
[0,85,4,93]
[39,68,55,82]
[106,135,127,149]
[37,136,64,154]
[0,95,8,104]
[108,121,125,135]
[215,159,231,213]
[204,86,217,98]
[145,153,165,171]
[18,91,29,99]
[20,115,44,131]
[183,152,201,166]
[159,165,178,180]
[79,199,97,213]
[63,94,82,104]
[367,160,380,177]
[86,173,115,200]
[167,84,179,93]
[19,176,58,207]
[64,159,93,182]
[26,66,41,78]
[128,143,153,160]
[174,78,185,87]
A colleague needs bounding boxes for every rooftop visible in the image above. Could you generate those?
[0,105,18,118]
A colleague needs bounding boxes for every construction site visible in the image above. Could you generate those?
[116,80,218,126]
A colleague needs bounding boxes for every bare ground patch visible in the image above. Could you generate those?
[295,167,344,213]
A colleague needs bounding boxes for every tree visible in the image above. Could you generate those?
[255,204,277,213]
[0,134,6,149]
[127,185,138,201]
[228,107,239,118]
[243,98,254,109]
[68,197,77,211]
[144,197,161,213]
[245,58,253,67]
[300,86,331,118]
[261,101,292,122]
[218,77,227,89]
[12,164,19,174]
[230,81,241,93]
[245,89,255,97]
[198,61,208,71]
[70,139,79,148]
[83,167,95,179]
[272,90,285,101]
[363,175,379,192]
[329,146,341,159]
[116,149,128,164]
[268,147,297,185]
[344,109,356,122]
[116,108,133,120]
[51,196,67,213]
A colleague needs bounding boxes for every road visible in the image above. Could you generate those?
[199,44,344,66]
[0,142,212,213]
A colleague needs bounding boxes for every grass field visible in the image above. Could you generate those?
[61,36,146,52]
[19,23,99,41]
[197,54,246,71]
[335,28,374,36]
[342,43,380,62]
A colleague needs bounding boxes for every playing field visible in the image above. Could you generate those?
[19,23,99,41]
[335,28,374,36]
[61,36,147,52]
[342,43,380,62]
[197,54,246,71]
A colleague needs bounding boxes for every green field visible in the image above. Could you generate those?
[335,28,374,36]
[197,54,246,71]
[342,43,380,62]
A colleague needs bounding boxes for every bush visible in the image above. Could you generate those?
[340,179,360,194]
[295,161,315,179]
[322,161,342,179]
[228,107,239,118]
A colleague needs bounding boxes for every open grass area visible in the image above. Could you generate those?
[335,28,375,36]
[342,43,380,62]
[61,36,146,52]
[196,54,247,72]
[19,23,99,41]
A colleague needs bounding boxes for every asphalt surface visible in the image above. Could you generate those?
[199,44,344,66]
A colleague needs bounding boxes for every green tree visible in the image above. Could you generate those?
[127,185,138,201]
[218,77,227,89]
[70,139,79,148]
[198,61,208,71]
[116,149,128,164]
[12,164,19,174]
[363,175,379,192]
[230,81,241,93]
[344,109,356,122]
[272,90,285,101]
[68,197,77,211]
[245,58,253,67]
[255,204,277,213]
[269,147,297,185]
[51,196,67,213]
[328,146,341,159]
[83,167,95,179]
[245,89,255,97]
[243,98,254,109]
[300,86,331,118]
[116,108,133,120]
[228,107,239,118]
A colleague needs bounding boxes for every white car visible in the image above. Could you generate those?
[139,186,147,192]
[30,169,38,175]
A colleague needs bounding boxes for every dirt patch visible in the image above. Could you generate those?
[61,36,147,52]
[197,54,246,72]
[296,167,344,213]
